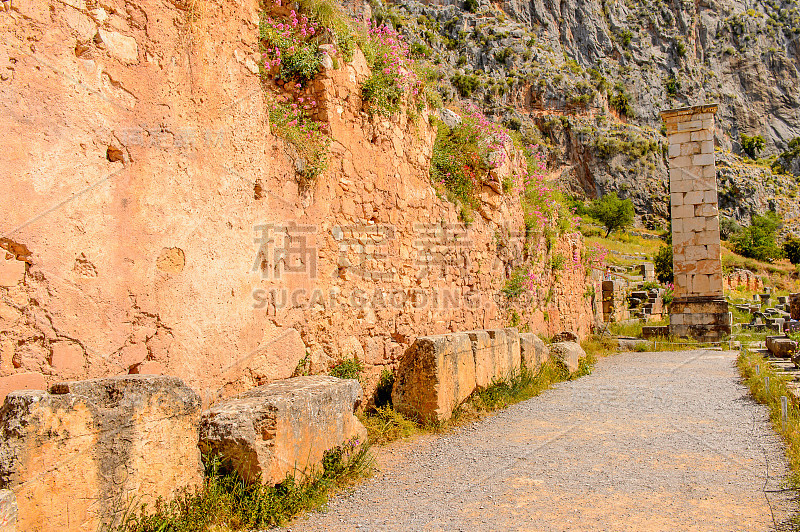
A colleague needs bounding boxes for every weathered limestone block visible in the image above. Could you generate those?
[0,490,16,532]
[200,376,367,485]
[392,333,475,422]
[520,333,549,370]
[617,338,649,351]
[0,375,202,532]
[485,328,521,380]
[549,342,586,372]
[466,330,493,388]
[767,336,798,359]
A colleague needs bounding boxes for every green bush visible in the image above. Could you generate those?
[741,133,766,159]
[609,88,633,117]
[654,243,673,284]
[112,442,371,531]
[665,75,680,96]
[451,72,481,97]
[587,192,634,237]
[464,0,479,13]
[329,357,363,380]
[362,73,403,116]
[784,236,800,265]
[430,116,490,210]
[730,211,784,262]
[719,216,741,240]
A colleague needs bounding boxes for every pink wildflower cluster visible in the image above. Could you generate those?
[583,243,608,271]
[261,8,324,75]
[365,22,423,100]
[462,104,511,169]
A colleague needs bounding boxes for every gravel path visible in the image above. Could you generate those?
[282,349,797,531]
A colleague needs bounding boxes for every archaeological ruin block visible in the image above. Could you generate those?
[519,333,549,370]
[392,328,523,422]
[549,342,586,372]
[0,375,203,532]
[661,104,731,341]
[199,376,367,485]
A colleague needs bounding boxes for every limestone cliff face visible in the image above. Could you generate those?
[0,0,593,403]
[370,0,800,231]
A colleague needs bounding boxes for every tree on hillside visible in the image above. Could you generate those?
[654,225,673,284]
[730,211,784,263]
[740,133,766,159]
[589,192,635,237]
[784,236,800,265]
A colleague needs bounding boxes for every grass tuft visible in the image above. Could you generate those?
[738,348,800,488]
[108,439,373,532]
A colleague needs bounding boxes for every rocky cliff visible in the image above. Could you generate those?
[366,0,800,232]
[0,0,594,403]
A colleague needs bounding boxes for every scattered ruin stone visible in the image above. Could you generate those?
[642,325,670,339]
[199,376,366,485]
[552,331,579,343]
[549,342,586,372]
[791,294,800,321]
[767,336,798,359]
[617,338,649,351]
[0,375,202,532]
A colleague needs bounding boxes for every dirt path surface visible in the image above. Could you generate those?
[282,350,797,531]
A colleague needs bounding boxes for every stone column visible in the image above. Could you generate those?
[661,104,731,341]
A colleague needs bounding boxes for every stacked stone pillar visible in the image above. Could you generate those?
[661,104,731,341]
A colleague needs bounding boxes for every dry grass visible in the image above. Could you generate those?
[738,348,800,488]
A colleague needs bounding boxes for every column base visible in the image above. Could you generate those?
[669,297,731,342]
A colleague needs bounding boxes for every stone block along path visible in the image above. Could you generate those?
[280,350,798,531]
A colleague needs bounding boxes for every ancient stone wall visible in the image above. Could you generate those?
[0,0,593,405]
[724,269,764,292]
[661,105,730,340]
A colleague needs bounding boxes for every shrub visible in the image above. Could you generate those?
[464,0,479,13]
[430,107,509,211]
[269,100,330,184]
[665,75,680,96]
[501,269,528,299]
[609,87,633,117]
[741,133,766,159]
[112,441,372,531]
[329,357,363,380]
[620,29,633,47]
[784,236,800,265]
[730,211,784,262]
[451,72,481,97]
[587,192,634,237]
[361,74,403,116]
[654,244,673,284]
[719,216,741,240]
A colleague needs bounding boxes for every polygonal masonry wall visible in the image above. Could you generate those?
[661,104,730,340]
